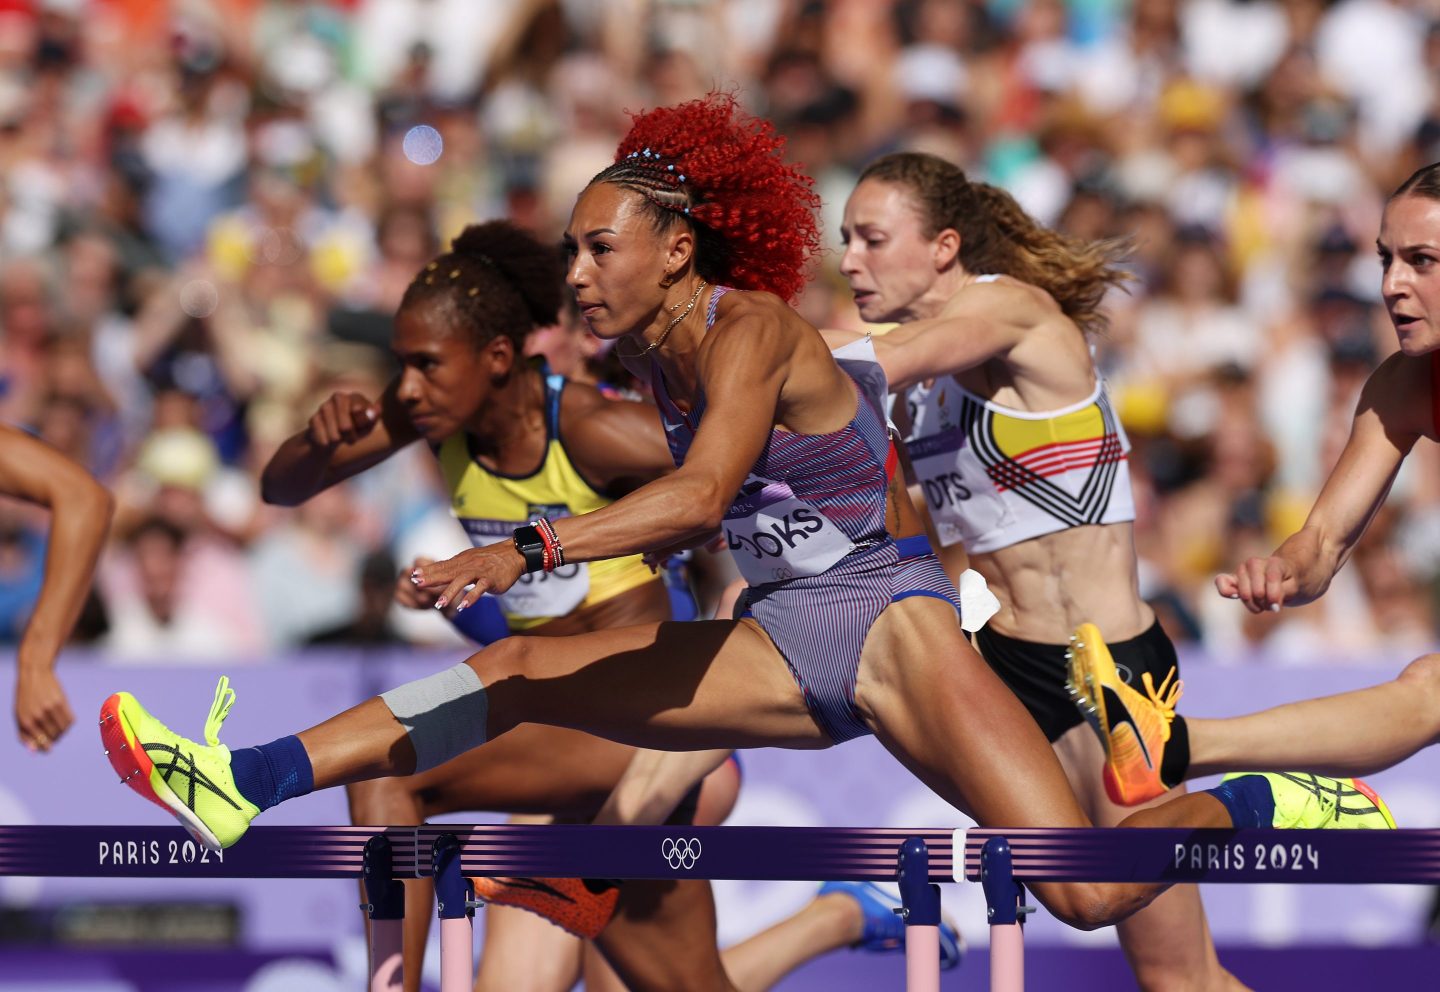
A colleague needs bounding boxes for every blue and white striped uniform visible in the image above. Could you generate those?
[653,288,960,743]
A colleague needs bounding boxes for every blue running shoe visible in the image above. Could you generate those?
[818,880,964,971]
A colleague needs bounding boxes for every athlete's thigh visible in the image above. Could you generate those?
[594,879,733,992]
[694,754,741,826]
[855,597,1112,921]
[580,942,628,992]
[477,617,826,750]
[853,595,1090,830]
[1054,726,1222,983]
[476,904,584,992]
[408,724,638,819]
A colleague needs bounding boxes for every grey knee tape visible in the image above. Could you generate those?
[380,662,489,773]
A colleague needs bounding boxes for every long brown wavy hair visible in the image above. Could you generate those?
[858,152,1131,336]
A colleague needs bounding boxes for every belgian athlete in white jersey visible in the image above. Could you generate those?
[835,163,1440,950]
[826,152,1390,991]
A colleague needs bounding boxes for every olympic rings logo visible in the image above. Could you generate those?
[661,837,702,870]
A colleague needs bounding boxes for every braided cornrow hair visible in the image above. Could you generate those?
[586,93,822,302]
[399,220,564,351]
[859,152,1131,336]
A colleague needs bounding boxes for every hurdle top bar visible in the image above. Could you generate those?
[959,827,1440,886]
[4,825,1436,885]
[0,825,956,881]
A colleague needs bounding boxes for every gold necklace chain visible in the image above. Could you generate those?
[623,281,707,359]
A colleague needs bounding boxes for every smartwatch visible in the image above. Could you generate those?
[512,524,546,573]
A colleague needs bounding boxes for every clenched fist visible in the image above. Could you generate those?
[307,392,381,448]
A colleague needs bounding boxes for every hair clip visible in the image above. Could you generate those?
[683,206,691,215]
[424,275,434,285]
[426,262,438,271]
[468,287,479,296]
[449,269,460,279]
[678,174,685,183]
[642,148,652,158]
[667,164,674,171]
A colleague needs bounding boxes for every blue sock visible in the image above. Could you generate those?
[1205,775,1275,829]
[230,736,314,812]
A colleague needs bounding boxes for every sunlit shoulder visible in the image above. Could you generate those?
[697,288,805,355]
[1358,350,1433,441]
[943,273,1058,329]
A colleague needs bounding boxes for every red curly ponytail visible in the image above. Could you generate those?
[588,93,821,303]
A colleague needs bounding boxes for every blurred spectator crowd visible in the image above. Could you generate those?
[0,0,1437,663]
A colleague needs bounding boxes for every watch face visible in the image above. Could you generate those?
[513,525,547,572]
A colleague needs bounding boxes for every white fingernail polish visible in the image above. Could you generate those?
[1269,603,1280,613]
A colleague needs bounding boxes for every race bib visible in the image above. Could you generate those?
[723,475,854,585]
[458,516,590,619]
[906,427,1008,548]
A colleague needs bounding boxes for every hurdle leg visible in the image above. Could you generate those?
[897,837,943,992]
[980,836,1031,992]
[363,835,406,992]
[433,833,475,992]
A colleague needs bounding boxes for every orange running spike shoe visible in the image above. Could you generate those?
[468,876,620,939]
[1065,622,1183,806]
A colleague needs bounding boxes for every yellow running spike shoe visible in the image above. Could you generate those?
[1066,622,1182,806]
[99,677,260,851]
[468,876,621,939]
[1220,772,1397,829]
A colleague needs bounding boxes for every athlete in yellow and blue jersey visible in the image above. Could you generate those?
[432,367,661,635]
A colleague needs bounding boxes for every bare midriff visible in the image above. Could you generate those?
[938,520,1154,644]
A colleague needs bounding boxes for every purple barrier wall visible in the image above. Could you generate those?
[1,648,1438,989]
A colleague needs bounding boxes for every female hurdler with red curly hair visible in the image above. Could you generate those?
[102,95,1309,965]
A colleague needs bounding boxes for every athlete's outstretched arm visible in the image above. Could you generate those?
[823,282,1029,391]
[571,391,717,567]
[1216,353,1425,612]
[414,307,791,609]
[260,378,418,506]
[0,426,113,751]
